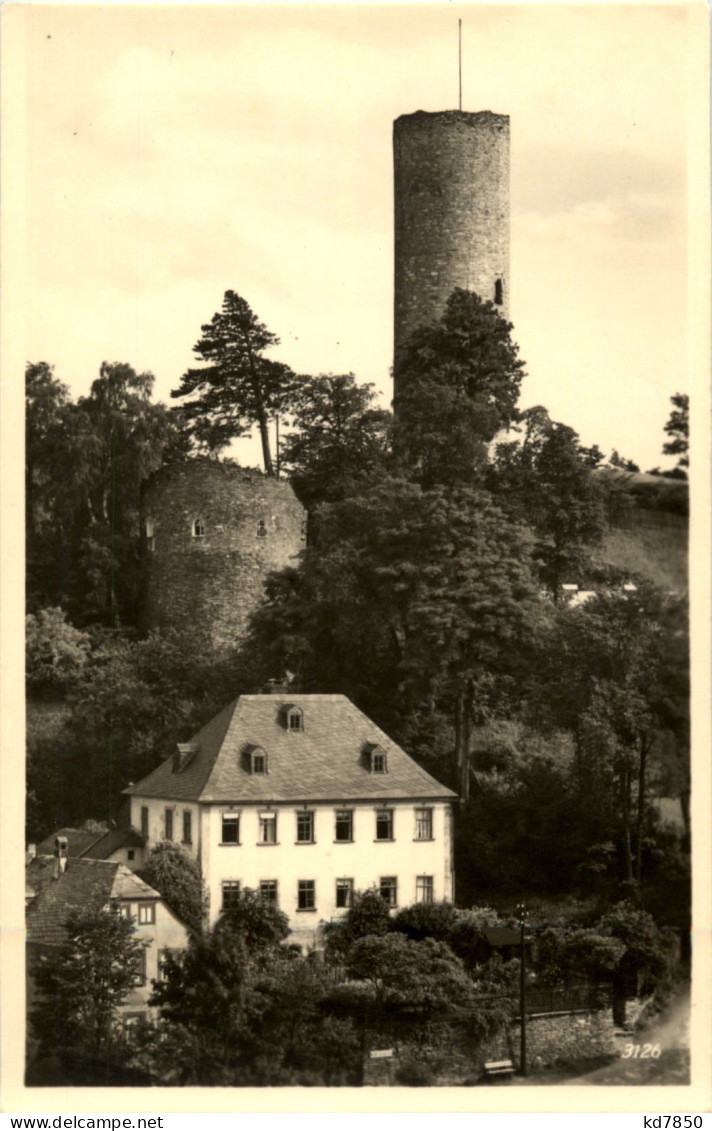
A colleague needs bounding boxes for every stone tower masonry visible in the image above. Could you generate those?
[141,459,305,658]
[393,110,510,373]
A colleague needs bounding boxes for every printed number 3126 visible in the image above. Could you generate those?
[622,1043,661,1058]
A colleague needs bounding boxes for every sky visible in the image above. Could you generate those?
[14,2,705,471]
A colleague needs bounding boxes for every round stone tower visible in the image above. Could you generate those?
[393,109,510,368]
[141,459,306,657]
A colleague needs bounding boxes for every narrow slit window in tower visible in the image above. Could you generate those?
[494,279,504,306]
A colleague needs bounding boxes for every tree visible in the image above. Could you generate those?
[171,290,295,472]
[149,929,253,1079]
[596,902,678,997]
[394,289,525,486]
[214,886,290,956]
[279,373,392,509]
[533,926,625,987]
[25,361,185,625]
[392,901,460,942]
[324,888,393,958]
[533,585,689,894]
[491,406,605,598]
[26,608,90,696]
[662,392,689,470]
[138,843,206,934]
[246,479,541,798]
[608,450,640,473]
[345,933,474,1013]
[30,908,148,1058]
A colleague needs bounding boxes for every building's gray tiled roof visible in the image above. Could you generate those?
[25,855,58,900]
[26,859,160,947]
[125,694,456,804]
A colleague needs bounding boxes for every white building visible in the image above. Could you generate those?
[124,693,456,944]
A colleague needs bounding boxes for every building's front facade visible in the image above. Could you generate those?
[125,693,457,945]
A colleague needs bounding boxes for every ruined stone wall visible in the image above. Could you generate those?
[393,110,510,370]
[484,1010,616,1072]
[141,460,305,657]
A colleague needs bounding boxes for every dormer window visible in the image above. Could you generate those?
[286,706,304,733]
[365,742,387,773]
[193,519,205,539]
[257,519,267,538]
[246,745,268,774]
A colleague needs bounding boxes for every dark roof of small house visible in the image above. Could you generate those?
[26,859,160,947]
[81,827,145,858]
[36,828,104,858]
[483,927,522,947]
[36,826,144,861]
[124,694,456,804]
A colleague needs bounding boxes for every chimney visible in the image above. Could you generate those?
[264,678,289,695]
[55,835,68,878]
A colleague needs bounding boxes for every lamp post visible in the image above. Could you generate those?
[519,903,527,1076]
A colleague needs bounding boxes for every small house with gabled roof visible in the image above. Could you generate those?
[124,693,456,943]
[26,858,190,1026]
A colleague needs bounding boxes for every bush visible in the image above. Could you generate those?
[396,1054,441,1086]
[214,886,290,955]
[447,906,504,970]
[138,842,206,934]
[393,901,459,942]
[324,888,392,959]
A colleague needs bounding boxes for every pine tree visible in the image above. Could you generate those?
[172,290,296,472]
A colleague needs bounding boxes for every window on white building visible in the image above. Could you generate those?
[375,809,394,841]
[414,808,433,840]
[164,808,174,841]
[296,811,315,843]
[297,880,315,911]
[221,814,240,844]
[259,812,277,844]
[157,948,179,981]
[260,880,278,904]
[138,902,155,925]
[222,880,241,911]
[380,877,398,908]
[140,806,149,839]
[335,878,354,908]
[287,706,304,732]
[334,810,353,842]
[251,749,268,774]
[183,810,192,845]
[133,948,147,987]
[416,876,434,904]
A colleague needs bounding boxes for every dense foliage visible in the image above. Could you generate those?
[138,843,206,934]
[25,285,689,1086]
[29,908,148,1058]
[26,361,188,627]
